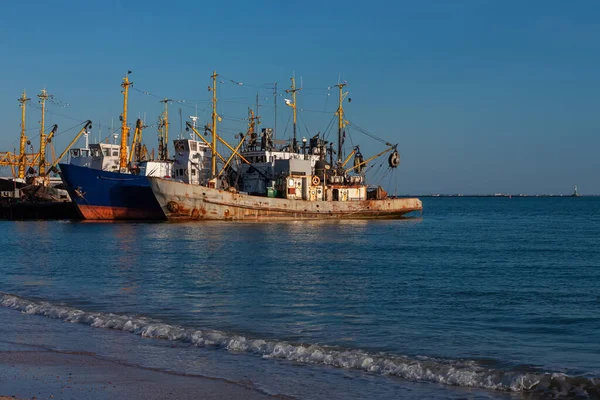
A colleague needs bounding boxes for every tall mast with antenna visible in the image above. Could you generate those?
[119,71,132,171]
[178,107,182,139]
[248,108,255,137]
[159,98,172,160]
[189,116,199,139]
[18,90,31,179]
[37,89,50,176]
[209,71,219,177]
[255,92,259,121]
[248,104,260,141]
[273,82,277,140]
[255,92,261,143]
[189,105,198,139]
[285,75,301,152]
[335,82,348,164]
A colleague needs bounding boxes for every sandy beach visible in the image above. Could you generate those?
[0,342,275,400]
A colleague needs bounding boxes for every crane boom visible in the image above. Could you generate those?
[50,121,92,173]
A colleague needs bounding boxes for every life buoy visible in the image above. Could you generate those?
[311,175,320,186]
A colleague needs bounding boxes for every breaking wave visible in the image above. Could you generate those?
[2,293,599,398]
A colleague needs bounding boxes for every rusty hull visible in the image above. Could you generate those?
[76,204,165,220]
[149,177,422,221]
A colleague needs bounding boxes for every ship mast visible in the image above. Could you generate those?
[129,118,145,163]
[119,72,132,172]
[248,94,261,137]
[255,92,259,124]
[209,71,218,177]
[285,76,301,152]
[37,89,50,176]
[159,98,172,160]
[273,82,277,140]
[248,108,256,136]
[334,82,348,164]
[18,90,30,179]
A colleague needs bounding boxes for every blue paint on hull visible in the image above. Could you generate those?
[59,163,165,220]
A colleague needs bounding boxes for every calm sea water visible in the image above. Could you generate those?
[1,197,599,399]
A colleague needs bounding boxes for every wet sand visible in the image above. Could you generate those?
[0,344,275,400]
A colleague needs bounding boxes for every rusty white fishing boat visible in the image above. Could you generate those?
[148,72,422,220]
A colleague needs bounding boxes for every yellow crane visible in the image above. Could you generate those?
[45,124,59,171]
[37,89,51,176]
[0,91,41,178]
[158,99,171,160]
[18,90,31,178]
[46,121,92,175]
[129,118,148,164]
[119,72,132,172]
[0,152,18,177]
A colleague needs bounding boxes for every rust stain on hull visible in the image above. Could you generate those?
[77,205,165,220]
[149,178,422,221]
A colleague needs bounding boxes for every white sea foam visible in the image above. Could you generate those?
[2,293,598,396]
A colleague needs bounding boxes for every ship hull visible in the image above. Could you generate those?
[149,177,422,221]
[59,163,165,220]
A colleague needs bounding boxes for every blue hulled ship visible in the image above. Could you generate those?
[59,161,167,220]
[58,72,173,220]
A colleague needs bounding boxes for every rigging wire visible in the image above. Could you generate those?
[370,161,387,187]
[221,116,246,123]
[282,112,291,139]
[7,126,47,147]
[221,99,255,106]
[6,120,88,151]
[24,122,82,143]
[297,112,313,138]
[386,167,398,197]
[322,114,339,142]
[132,87,163,99]
[344,126,354,150]
[347,120,390,145]
[324,87,331,112]
[219,77,276,90]
[51,121,89,139]
[298,108,334,114]
[131,87,210,111]
[219,76,244,86]
[30,104,86,123]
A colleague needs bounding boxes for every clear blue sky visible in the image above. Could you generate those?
[1,0,599,194]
